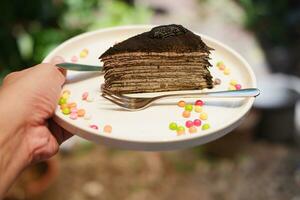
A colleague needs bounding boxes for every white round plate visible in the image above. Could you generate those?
[44,25,256,151]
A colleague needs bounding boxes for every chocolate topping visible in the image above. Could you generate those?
[99,24,212,59]
[149,24,188,39]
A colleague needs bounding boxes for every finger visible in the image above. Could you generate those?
[48,119,73,145]
[46,59,67,77]
[35,63,66,86]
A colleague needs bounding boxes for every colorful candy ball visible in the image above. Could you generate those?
[77,109,86,117]
[202,123,210,130]
[70,108,78,113]
[67,102,77,109]
[84,114,92,120]
[51,56,65,64]
[194,105,203,113]
[219,65,225,70]
[62,107,71,115]
[228,85,236,91]
[189,126,197,134]
[87,96,94,102]
[199,112,208,120]
[62,92,69,99]
[182,110,191,118]
[62,90,70,95]
[235,84,242,90]
[60,104,68,110]
[185,104,193,111]
[195,100,204,106]
[224,68,230,75]
[177,100,186,107]
[214,78,221,85]
[71,55,78,63]
[82,92,89,100]
[169,122,178,130]
[185,120,194,128]
[177,126,185,135]
[230,79,238,86]
[103,125,112,133]
[80,49,89,58]
[58,97,67,105]
[216,61,225,70]
[193,119,202,127]
[90,125,98,130]
[69,113,78,120]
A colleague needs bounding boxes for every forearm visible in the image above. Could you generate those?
[0,89,30,199]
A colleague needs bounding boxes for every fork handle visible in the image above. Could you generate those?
[156,88,260,99]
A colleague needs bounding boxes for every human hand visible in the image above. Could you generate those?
[0,63,72,198]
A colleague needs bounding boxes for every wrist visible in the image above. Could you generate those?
[0,90,31,197]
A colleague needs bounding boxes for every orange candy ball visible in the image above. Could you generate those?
[103,125,112,133]
[77,109,85,117]
[177,100,186,107]
[189,126,197,134]
[67,102,77,109]
[60,104,68,110]
[182,110,191,118]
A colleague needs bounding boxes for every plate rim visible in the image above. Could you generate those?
[44,25,256,148]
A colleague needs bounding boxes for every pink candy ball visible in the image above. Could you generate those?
[235,84,242,90]
[69,113,78,120]
[71,108,78,113]
[193,119,202,127]
[51,56,65,64]
[195,100,204,106]
[90,125,98,130]
[185,120,194,128]
[82,92,89,100]
[71,55,78,63]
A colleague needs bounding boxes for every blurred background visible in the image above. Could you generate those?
[1,0,300,199]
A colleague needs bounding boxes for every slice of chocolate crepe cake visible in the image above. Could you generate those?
[99,24,214,94]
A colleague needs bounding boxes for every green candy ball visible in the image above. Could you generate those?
[202,123,210,130]
[185,104,193,111]
[58,97,67,105]
[177,126,185,131]
[62,107,71,115]
[169,122,178,130]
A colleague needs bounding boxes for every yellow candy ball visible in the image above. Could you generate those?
[194,105,203,113]
[228,85,236,91]
[199,112,208,120]
[224,68,230,75]
[176,129,185,136]
[62,92,69,99]
[230,79,238,86]
[62,90,71,95]
[79,49,89,58]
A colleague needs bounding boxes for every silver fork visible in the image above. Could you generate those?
[101,88,260,111]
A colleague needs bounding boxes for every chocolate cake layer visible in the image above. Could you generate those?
[99,24,214,94]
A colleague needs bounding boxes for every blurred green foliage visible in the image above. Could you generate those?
[239,0,300,45]
[0,0,152,80]
[239,0,300,75]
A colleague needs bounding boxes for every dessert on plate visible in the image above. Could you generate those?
[99,24,213,94]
